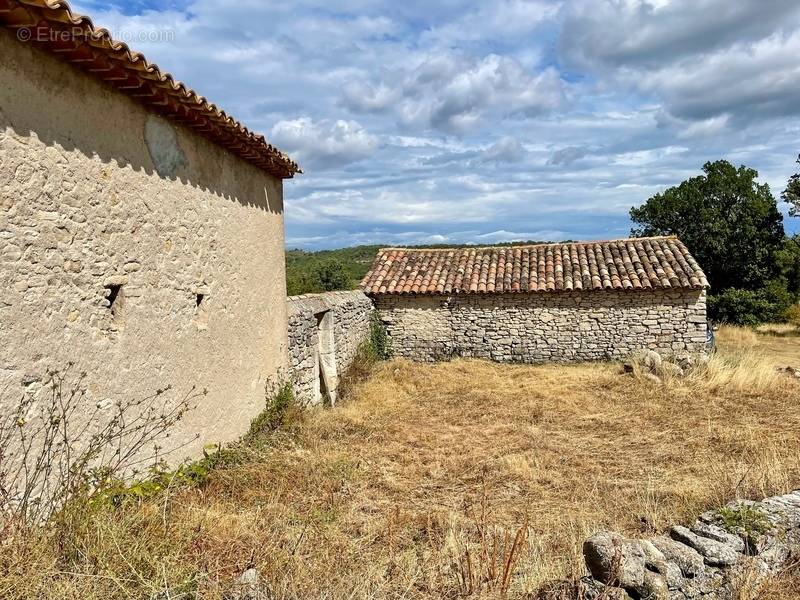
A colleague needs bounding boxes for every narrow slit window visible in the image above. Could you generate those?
[194,291,209,329]
[105,284,122,310]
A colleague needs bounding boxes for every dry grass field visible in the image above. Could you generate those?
[2,326,800,599]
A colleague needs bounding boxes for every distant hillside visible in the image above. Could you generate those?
[285,240,567,296]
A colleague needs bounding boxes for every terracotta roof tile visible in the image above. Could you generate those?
[361,237,709,296]
[0,0,300,179]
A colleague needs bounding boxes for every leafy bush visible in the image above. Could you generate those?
[286,258,356,295]
[716,504,771,553]
[94,382,301,507]
[708,284,794,326]
[336,315,391,401]
[92,458,218,508]
[244,382,300,443]
[784,303,800,328]
[367,313,391,361]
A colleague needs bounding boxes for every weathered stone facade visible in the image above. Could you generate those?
[0,28,290,462]
[287,291,373,405]
[373,289,708,363]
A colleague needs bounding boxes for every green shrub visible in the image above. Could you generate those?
[335,315,390,401]
[708,284,795,326]
[244,382,299,443]
[784,303,800,328]
[93,383,301,507]
[716,504,771,541]
[368,313,391,361]
[92,459,217,508]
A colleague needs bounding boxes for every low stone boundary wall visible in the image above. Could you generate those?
[287,291,373,406]
[581,490,800,599]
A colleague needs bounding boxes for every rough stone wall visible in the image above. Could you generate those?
[287,291,373,405]
[373,289,707,363]
[581,490,800,599]
[0,29,289,463]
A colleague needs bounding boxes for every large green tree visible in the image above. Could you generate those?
[630,160,786,293]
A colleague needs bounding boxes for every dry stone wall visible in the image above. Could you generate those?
[287,291,373,406]
[373,289,707,363]
[581,490,800,599]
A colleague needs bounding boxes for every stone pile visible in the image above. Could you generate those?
[776,366,800,380]
[582,490,800,599]
[624,350,709,384]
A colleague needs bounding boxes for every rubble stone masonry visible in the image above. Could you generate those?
[287,291,373,405]
[373,289,708,363]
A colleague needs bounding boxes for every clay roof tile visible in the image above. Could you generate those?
[0,0,300,179]
[362,237,708,297]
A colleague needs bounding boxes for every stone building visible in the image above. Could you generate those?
[0,1,299,459]
[362,237,709,362]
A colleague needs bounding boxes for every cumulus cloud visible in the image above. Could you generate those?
[560,0,800,133]
[342,54,567,134]
[560,0,800,69]
[420,0,559,47]
[423,137,526,166]
[67,0,800,248]
[269,118,379,170]
[635,31,800,124]
[481,137,526,163]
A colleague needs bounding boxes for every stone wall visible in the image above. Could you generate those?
[373,289,707,363]
[287,291,373,406]
[580,490,800,599]
[0,28,289,464]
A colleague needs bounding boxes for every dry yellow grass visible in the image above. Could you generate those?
[2,329,800,599]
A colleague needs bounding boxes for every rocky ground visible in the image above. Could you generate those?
[582,490,800,599]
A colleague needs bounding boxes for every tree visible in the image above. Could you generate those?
[781,156,800,296]
[782,154,800,217]
[630,160,786,293]
[314,259,352,292]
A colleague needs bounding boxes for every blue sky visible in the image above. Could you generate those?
[71,0,800,249]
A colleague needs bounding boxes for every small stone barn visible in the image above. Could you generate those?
[361,236,710,362]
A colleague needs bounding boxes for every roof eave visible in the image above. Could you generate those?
[0,0,301,179]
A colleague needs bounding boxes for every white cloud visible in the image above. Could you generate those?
[634,31,800,124]
[548,146,589,166]
[66,0,800,248]
[560,0,800,132]
[269,118,379,170]
[561,0,800,69]
[420,0,560,47]
[342,54,567,134]
[481,137,526,163]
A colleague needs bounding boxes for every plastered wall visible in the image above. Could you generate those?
[0,29,289,463]
[373,289,708,363]
[287,291,373,405]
